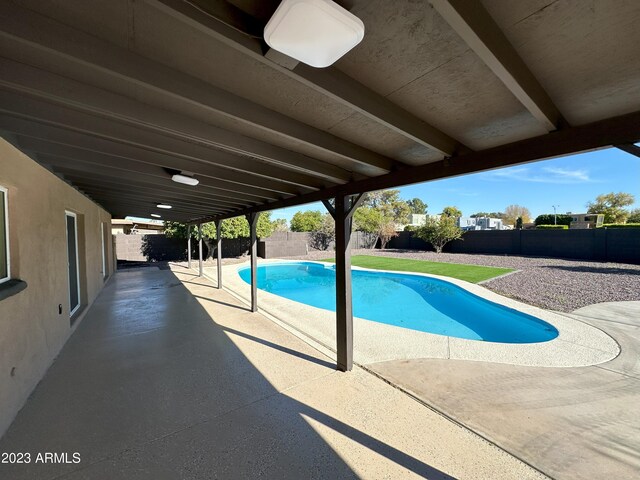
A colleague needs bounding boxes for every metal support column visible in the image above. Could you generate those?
[216,219,222,289]
[246,212,260,312]
[198,223,203,277]
[187,224,192,270]
[323,193,365,371]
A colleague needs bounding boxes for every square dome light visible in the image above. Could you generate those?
[264,0,365,68]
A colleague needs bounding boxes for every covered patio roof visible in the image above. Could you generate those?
[1,0,639,224]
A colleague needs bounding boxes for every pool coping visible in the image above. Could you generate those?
[208,259,620,368]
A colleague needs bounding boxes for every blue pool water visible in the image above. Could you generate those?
[238,262,558,343]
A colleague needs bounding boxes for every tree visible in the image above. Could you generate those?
[415,216,464,254]
[362,189,411,225]
[470,212,503,219]
[353,207,384,249]
[378,220,399,249]
[290,210,323,232]
[407,198,428,215]
[164,213,275,258]
[352,189,411,249]
[515,217,523,230]
[441,206,462,218]
[503,205,531,226]
[272,218,289,232]
[628,208,640,223]
[534,214,572,226]
[217,217,248,239]
[309,213,335,251]
[586,192,635,224]
[165,214,275,240]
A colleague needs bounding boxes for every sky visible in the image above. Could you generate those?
[270,147,640,222]
[128,147,640,224]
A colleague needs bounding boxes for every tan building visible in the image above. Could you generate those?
[0,140,113,436]
[111,218,164,235]
[570,214,605,229]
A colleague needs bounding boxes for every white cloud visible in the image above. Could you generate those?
[435,188,479,197]
[484,165,592,184]
[542,167,590,181]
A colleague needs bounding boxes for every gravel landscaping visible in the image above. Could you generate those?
[176,249,640,313]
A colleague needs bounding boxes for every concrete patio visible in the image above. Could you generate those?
[202,260,639,480]
[368,302,640,480]
[0,265,543,480]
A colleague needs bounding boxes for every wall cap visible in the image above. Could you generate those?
[0,279,27,301]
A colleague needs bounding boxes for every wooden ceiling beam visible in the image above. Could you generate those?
[0,2,398,174]
[202,109,640,221]
[0,92,325,192]
[0,58,354,184]
[0,113,306,199]
[429,0,565,131]
[151,0,467,155]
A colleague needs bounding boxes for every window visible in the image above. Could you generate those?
[65,211,81,316]
[0,186,9,284]
[100,222,107,278]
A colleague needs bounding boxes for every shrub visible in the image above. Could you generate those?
[415,216,463,253]
[536,224,568,229]
[602,223,640,229]
[378,221,399,249]
[515,216,523,230]
[309,214,335,250]
[534,214,572,226]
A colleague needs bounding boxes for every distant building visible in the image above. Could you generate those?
[396,213,429,231]
[457,217,477,230]
[569,214,604,229]
[112,219,164,235]
[457,216,506,231]
[407,214,427,226]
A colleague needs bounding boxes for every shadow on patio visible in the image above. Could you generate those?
[0,264,499,479]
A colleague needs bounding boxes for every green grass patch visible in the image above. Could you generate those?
[319,255,513,283]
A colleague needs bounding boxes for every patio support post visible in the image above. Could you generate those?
[198,223,203,277]
[246,212,260,312]
[216,219,222,289]
[323,193,365,372]
[187,224,192,269]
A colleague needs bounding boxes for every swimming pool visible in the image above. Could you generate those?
[238,262,558,344]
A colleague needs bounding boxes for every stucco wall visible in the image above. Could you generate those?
[0,139,113,437]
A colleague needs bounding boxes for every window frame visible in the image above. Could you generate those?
[65,210,81,316]
[100,221,107,278]
[0,185,9,285]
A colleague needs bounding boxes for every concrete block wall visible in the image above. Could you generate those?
[259,240,308,258]
[389,229,640,264]
[115,234,256,262]
[115,234,188,262]
[0,140,113,437]
[261,231,376,257]
[115,234,148,261]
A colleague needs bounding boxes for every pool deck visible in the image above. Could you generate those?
[215,259,619,368]
[208,260,640,480]
[0,264,543,480]
[370,302,640,480]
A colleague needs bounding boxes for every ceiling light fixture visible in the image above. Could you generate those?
[172,173,199,186]
[150,213,162,218]
[157,204,172,209]
[264,0,365,68]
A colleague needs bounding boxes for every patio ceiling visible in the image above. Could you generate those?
[1,0,639,223]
